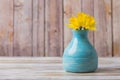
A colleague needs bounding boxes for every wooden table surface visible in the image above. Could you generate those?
[0,57,119,80]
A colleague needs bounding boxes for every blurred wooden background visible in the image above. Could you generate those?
[0,0,119,57]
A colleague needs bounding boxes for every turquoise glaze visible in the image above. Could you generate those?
[63,30,98,73]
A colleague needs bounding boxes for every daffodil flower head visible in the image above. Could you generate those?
[66,12,96,31]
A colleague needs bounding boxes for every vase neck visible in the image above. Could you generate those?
[72,30,88,38]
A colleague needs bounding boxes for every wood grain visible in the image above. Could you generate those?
[0,57,119,79]
[82,0,94,45]
[0,0,118,57]
[45,0,63,56]
[32,0,38,56]
[13,0,33,56]
[37,0,45,56]
[32,0,45,56]
[113,0,120,56]
[64,0,82,48]
[94,0,112,56]
[0,0,13,56]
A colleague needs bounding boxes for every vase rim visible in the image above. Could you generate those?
[72,30,89,32]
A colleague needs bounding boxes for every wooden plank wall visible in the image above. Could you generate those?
[0,0,119,57]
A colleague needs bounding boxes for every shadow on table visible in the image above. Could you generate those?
[96,67,120,73]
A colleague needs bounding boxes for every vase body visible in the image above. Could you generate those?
[63,30,98,73]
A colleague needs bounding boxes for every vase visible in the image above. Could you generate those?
[63,30,98,73]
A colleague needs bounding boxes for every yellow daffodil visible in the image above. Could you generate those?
[66,12,96,30]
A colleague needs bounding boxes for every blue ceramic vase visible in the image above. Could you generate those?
[63,30,98,73]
